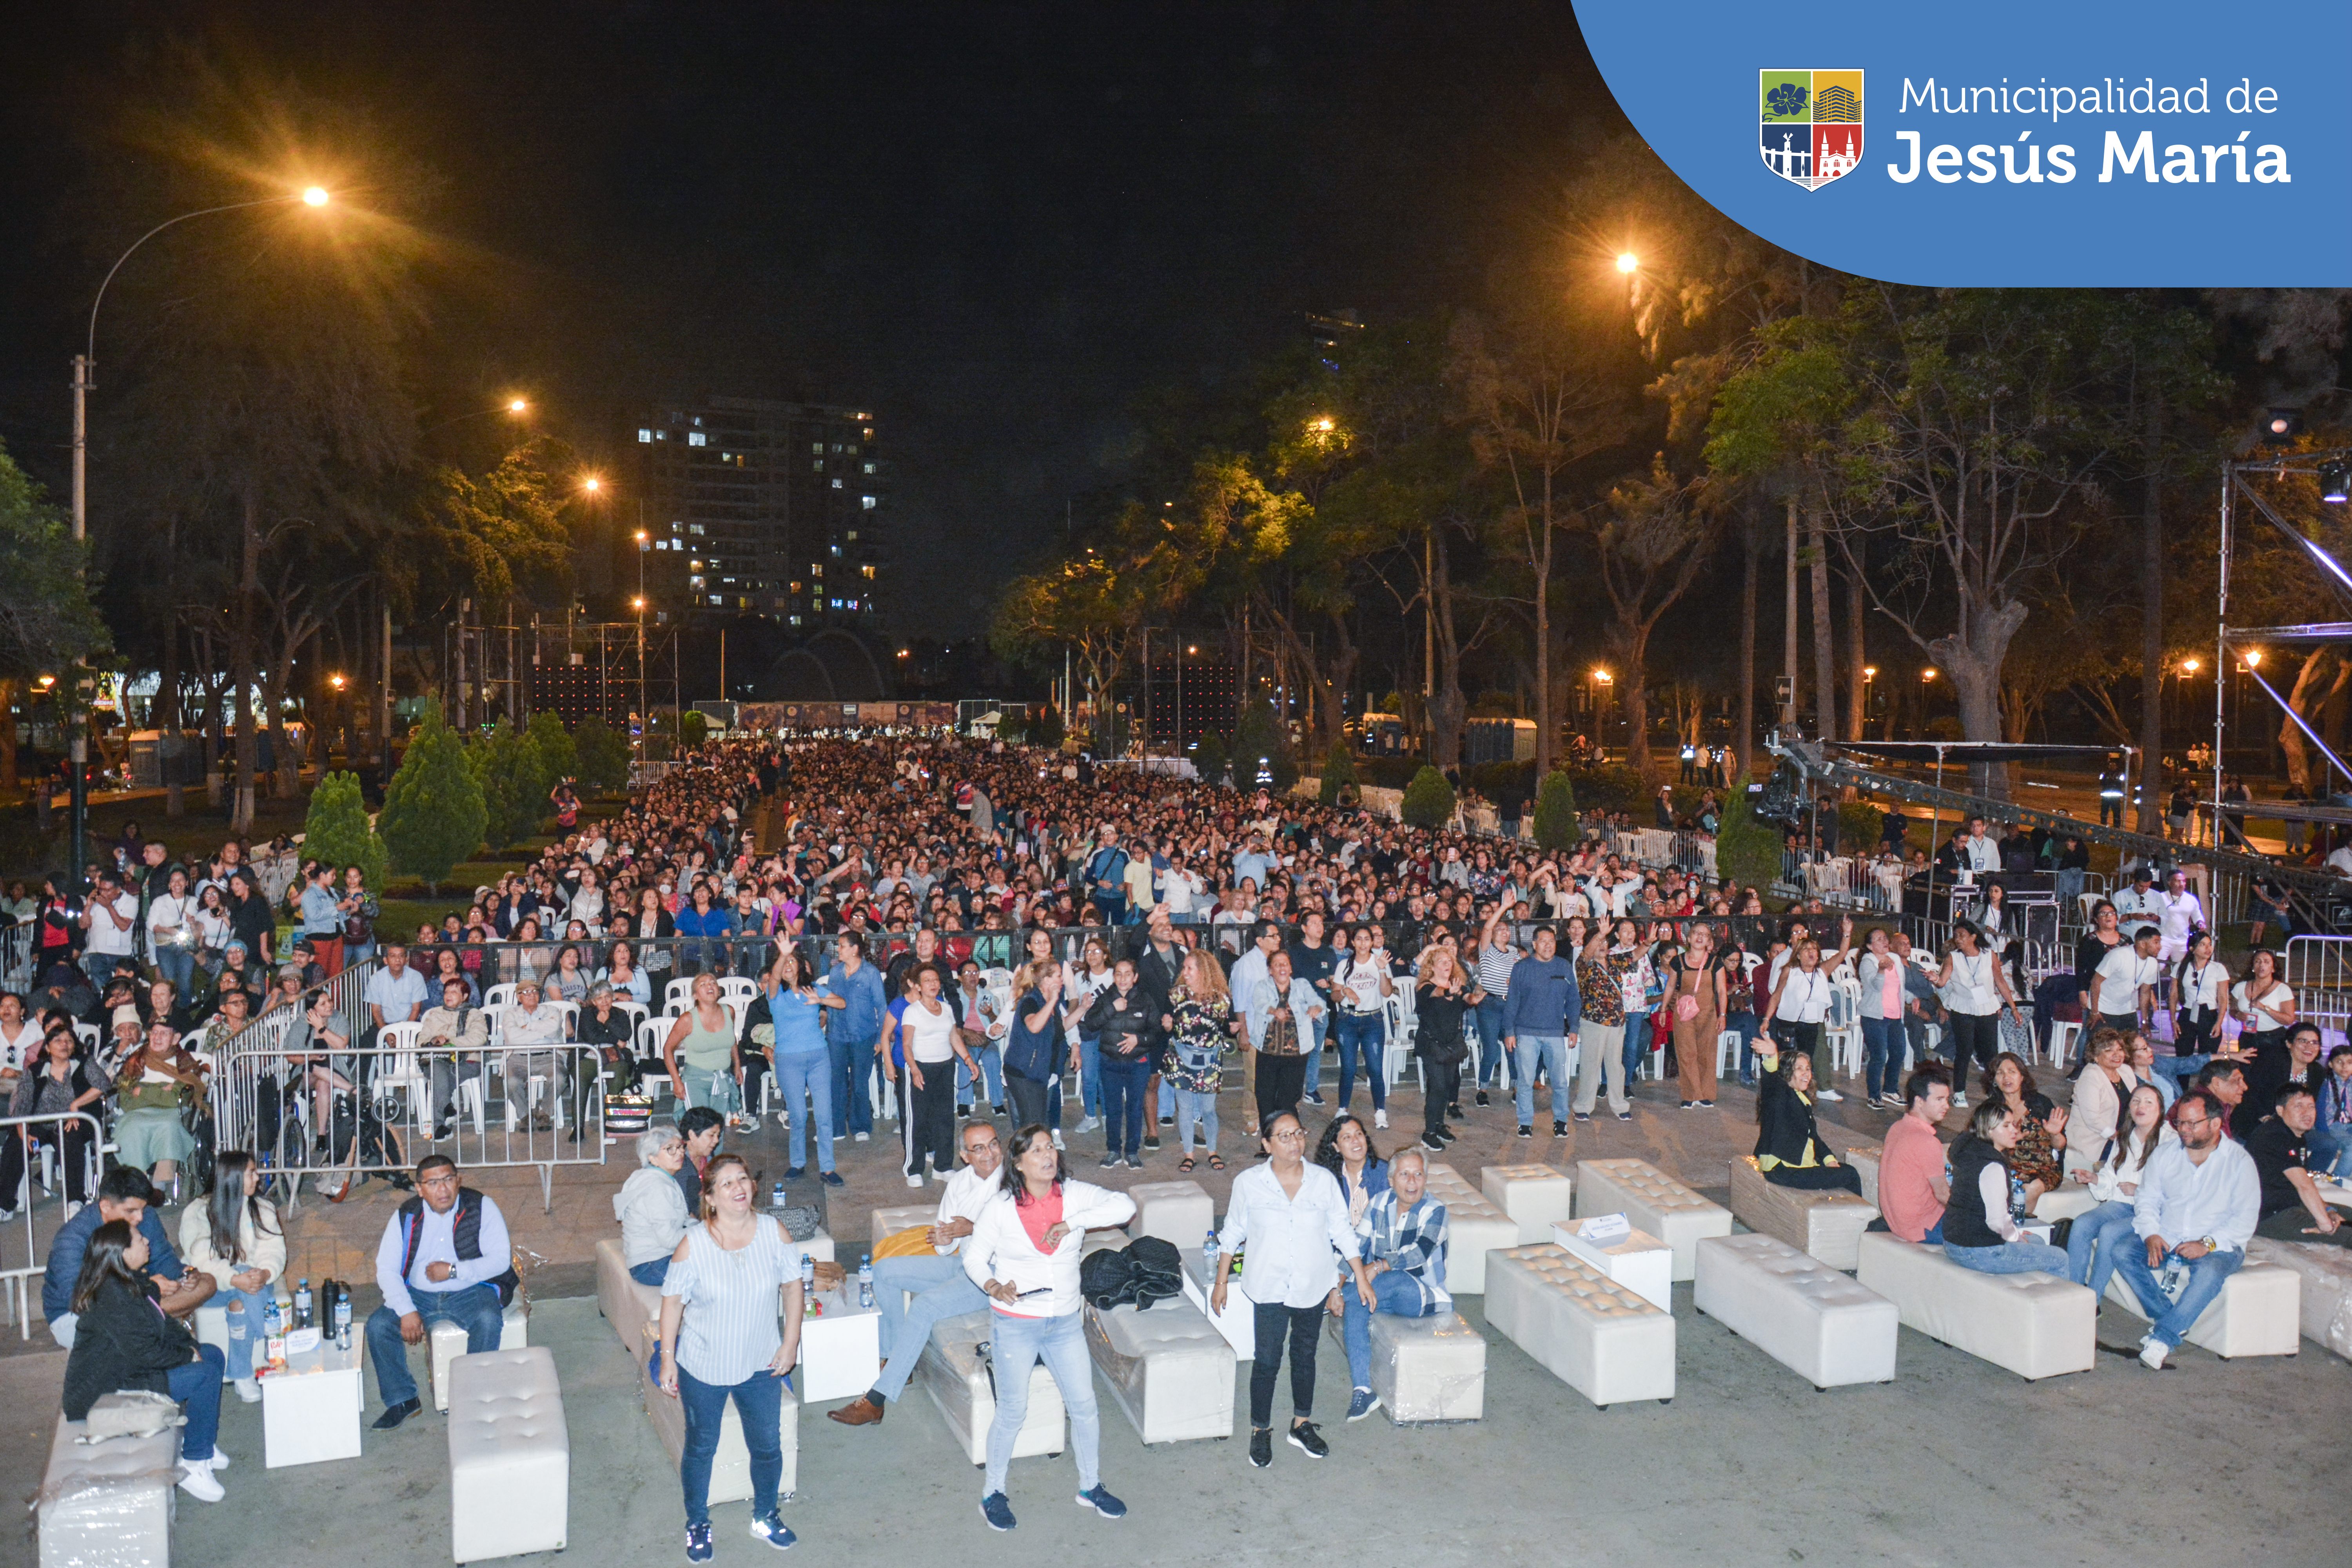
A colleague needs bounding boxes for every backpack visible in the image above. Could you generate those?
[1079,1235,1185,1312]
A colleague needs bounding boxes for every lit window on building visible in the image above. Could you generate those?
[862,463,875,474]
[861,495,876,509]
[811,442,824,453]
[710,595,722,605]
[845,530,857,541]
[690,524,706,535]
[862,564,875,579]
[638,429,652,443]
[812,459,823,472]
[830,478,843,490]
[830,544,841,556]
[688,432,706,447]
[789,615,802,626]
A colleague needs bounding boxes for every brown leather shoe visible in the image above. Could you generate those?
[827,1395,884,1426]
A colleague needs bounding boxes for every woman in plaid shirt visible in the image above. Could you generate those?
[1338,1146,1450,1422]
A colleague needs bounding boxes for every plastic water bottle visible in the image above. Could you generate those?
[294,1278,313,1330]
[1204,1229,1220,1285]
[857,1254,875,1310]
[771,1181,788,1209]
[334,1289,353,1351]
[263,1296,283,1339]
[800,1250,817,1298]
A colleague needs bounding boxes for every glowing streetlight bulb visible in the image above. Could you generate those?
[1615,252,1638,274]
[1922,668,1937,682]
[1592,668,1612,684]
[2245,650,2263,668]
[329,673,346,690]
[631,597,645,611]
[508,398,528,414]
[2181,658,2200,674]
[1309,417,1335,433]
[301,187,330,207]
[581,475,601,494]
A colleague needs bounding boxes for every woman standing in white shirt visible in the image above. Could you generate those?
[1763,937,1847,1102]
[1935,920,2021,1100]
[963,1125,1135,1532]
[2170,931,2232,1065]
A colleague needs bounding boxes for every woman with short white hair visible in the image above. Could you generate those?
[616,1122,691,1286]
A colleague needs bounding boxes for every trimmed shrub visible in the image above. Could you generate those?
[1715,772,1784,892]
[1532,770,1579,853]
[1319,740,1358,806]
[1401,765,1456,828]
[301,770,389,890]
[379,702,485,895]
[572,715,632,793]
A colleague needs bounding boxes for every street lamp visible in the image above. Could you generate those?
[1615,252,1638,273]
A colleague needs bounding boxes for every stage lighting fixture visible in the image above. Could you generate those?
[2320,459,2351,505]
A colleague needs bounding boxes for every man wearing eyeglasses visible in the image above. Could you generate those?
[2117,1088,2259,1370]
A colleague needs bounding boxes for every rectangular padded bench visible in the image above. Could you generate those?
[1575,1158,1733,1281]
[869,1203,936,1245]
[1730,1156,1878,1271]
[916,1308,1067,1464]
[430,1301,532,1412]
[448,1347,568,1564]
[596,1236,663,1360]
[2102,1258,2300,1358]
[1085,1297,1236,1443]
[1127,1179,1216,1249]
[2248,1237,2352,1360]
[1693,1232,1897,1389]
[1483,1243,1675,1408]
[39,1414,178,1568]
[1839,1142,1883,1207]
[1422,1162,1520,1295]
[637,1338,799,1503]
[1321,1306,1487,1423]
[1482,1163,1573,1243]
[1855,1232,2094,1379]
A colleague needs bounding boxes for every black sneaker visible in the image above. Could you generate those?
[1287,1421,1330,1459]
[1617,1111,1633,1122]
[1098,1154,1121,1168]
[1516,1124,1533,1138]
[820,1171,846,1188]
[685,1523,714,1563]
[979,1492,1017,1532]
[371,1397,422,1430]
[783,1166,806,1179]
[1143,1135,1161,1151]
[1305,1092,1328,1107]
[1447,1104,1465,1119]
[1475,1090,1490,1107]
[1248,1428,1273,1468]
[1422,1134,1448,1152]
[1552,1120,1568,1136]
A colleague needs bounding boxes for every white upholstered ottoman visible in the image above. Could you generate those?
[1855,1232,2093,1379]
[596,1236,663,1359]
[917,1309,1067,1463]
[1840,1142,1883,1207]
[1128,1179,1216,1250]
[1730,1157,1878,1270]
[1322,1307,1487,1422]
[1484,1243,1675,1408]
[2103,1258,2301,1357]
[1693,1232,1897,1389]
[2033,1187,2099,1223]
[869,1203,936,1245]
[1482,1162,1573,1243]
[2249,1237,2352,1359]
[1423,1163,1519,1294]
[39,1415,177,1568]
[1574,1158,1731,1281]
[1085,1298,1235,1443]
[430,1302,532,1412]
[448,1347,568,1563]
[636,1348,799,1503]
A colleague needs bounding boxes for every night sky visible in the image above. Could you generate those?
[0,1,1614,635]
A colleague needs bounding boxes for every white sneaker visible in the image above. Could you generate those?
[1951,1094,1969,1109]
[0,1208,15,1223]
[1079,1116,1101,1134]
[1051,1130,1065,1150]
[906,1173,924,1189]
[234,1379,261,1403]
[1815,1088,1844,1102]
[177,1459,224,1502]
[207,1448,231,1469]
[1372,1111,1388,1130]
[853,1131,869,1143]
[2138,1336,2170,1370]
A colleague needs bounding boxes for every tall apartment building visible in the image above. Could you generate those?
[622,395,884,629]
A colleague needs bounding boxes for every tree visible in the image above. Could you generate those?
[572,715,632,793]
[527,710,578,793]
[1587,457,1722,782]
[1319,739,1358,806]
[1194,730,1229,788]
[301,769,388,889]
[1714,773,1783,893]
[467,725,546,850]
[1532,769,1579,852]
[1231,698,1294,791]
[1400,765,1456,828]
[0,441,109,788]
[379,701,484,895]
[1032,704,1065,749]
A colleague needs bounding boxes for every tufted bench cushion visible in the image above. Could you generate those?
[1484,1243,1675,1408]
[868,1204,936,1245]
[447,1347,568,1563]
[636,1343,798,1503]
[1127,1180,1216,1250]
[2103,1259,2300,1358]
[430,1302,531,1413]
[1693,1232,1897,1388]
[1322,1307,1486,1423]
[1856,1232,2093,1379]
[39,1415,177,1568]
[1085,1297,1235,1443]
[1481,1163,1574,1244]
[1422,1163,1520,1294]
[1575,1158,1733,1281]
[1730,1157,1878,1270]
[2247,1238,2352,1360]
[916,1309,1067,1464]
[1839,1142,1884,1207]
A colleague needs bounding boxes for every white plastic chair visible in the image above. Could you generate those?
[2046,1018,2082,1069]
[1715,1028,1743,1077]
[1824,981,1864,1078]
[483,982,518,1012]
[371,1022,427,1116]
[635,1016,675,1102]
[663,977,697,1013]
[718,976,759,1008]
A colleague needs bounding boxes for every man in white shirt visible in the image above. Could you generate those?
[2088,926,2162,1036]
[830,1119,1004,1426]
[2154,868,2206,963]
[2112,867,2163,922]
[364,943,429,1039]
[1957,817,2001,875]
[2117,1088,2259,1369]
[78,870,138,992]
[365,1156,514,1427]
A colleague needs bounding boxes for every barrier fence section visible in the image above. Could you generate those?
[2286,935,2352,1038]
[0,1109,109,1339]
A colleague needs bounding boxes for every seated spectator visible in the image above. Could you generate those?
[2242,1022,2326,1124]
[2117,1088,2259,1370]
[2064,1083,2174,1300]
[2063,1029,2141,1179]
[417,975,489,1140]
[43,1166,213,1347]
[2314,1044,2352,1180]
[616,1123,692,1287]
[1749,1042,1862,1194]
[829,1118,1003,1427]
[60,1218,227,1501]
[1876,1065,1953,1243]
[365,1155,517,1429]
[1941,1098,2072,1276]
[1979,1051,2065,1205]
[1340,1144,1448,1421]
[673,1105,726,1214]
[111,1020,209,1190]
[499,979,567,1131]
[2128,1033,2177,1112]
[2195,1059,2250,1139]
[178,1150,285,1401]
[1,1019,103,1218]
[2242,1083,2350,1249]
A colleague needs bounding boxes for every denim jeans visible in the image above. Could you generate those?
[82,951,127,993]
[828,1033,875,1137]
[2116,1242,2244,1350]
[983,1308,1099,1497]
[2310,1122,2352,1179]
[366,1283,504,1408]
[1078,1036,1104,1118]
[1470,994,1507,1086]
[2066,1199,2140,1299]
[682,1063,740,1116]
[1099,1059,1149,1158]
[1513,1034,1570,1126]
[679,1364,786,1526]
[1622,1013,1652,1082]
[871,1254,990,1401]
[1943,1238,2071,1276]
[1171,1086,1219,1153]
[1333,1011,1387,1112]
[770,1052,835,1173]
[153,944,197,998]
[167,1343,226,1462]
[1726,1013,1760,1082]
[1861,1016,1906,1101]
[1341,1270,1437,1387]
[956,1043,1005,1111]
[629,1257,671,1288]
[2148,1053,2212,1087]
[217,1285,271,1379]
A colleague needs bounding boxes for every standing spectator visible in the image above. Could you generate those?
[1083,957,1163,1169]
[655,1152,805,1558]
[1412,945,1475,1151]
[298,864,346,978]
[1664,922,1724,1111]
[884,962,974,1188]
[364,1155,516,1430]
[61,1219,228,1501]
[1329,924,1395,1124]
[1762,936,1846,1103]
[2087,926,2162,1041]
[2154,867,2205,965]
[177,1150,283,1400]
[1499,925,1579,1138]
[1212,1110,1373,1469]
[663,973,745,1128]
[742,947,842,1186]
[1936,922,2024,1098]
[144,867,198,998]
[2117,1088,2259,1370]
[964,1124,1135,1531]
[1163,948,1231,1171]
[1241,951,1321,1135]
[822,933,885,1143]
[78,869,137,993]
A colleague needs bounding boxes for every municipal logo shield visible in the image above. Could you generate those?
[1759,70,1863,190]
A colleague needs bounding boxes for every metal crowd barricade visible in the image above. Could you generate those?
[0,1109,109,1339]
[210,1039,608,1213]
[2285,935,2352,1038]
